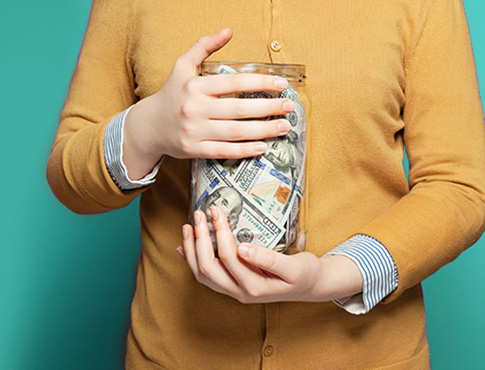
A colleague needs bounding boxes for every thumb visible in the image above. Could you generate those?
[177,28,233,72]
[237,243,293,281]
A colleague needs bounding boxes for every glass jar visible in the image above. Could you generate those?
[190,62,310,254]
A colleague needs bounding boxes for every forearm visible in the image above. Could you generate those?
[47,117,142,214]
[47,0,142,213]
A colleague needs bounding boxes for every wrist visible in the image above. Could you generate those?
[123,97,164,179]
[311,254,363,302]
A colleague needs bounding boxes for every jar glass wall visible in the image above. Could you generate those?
[190,62,310,254]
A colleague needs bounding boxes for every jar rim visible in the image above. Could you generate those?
[200,61,306,82]
[201,61,306,69]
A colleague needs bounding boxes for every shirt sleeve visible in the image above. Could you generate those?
[356,0,485,304]
[326,235,399,315]
[46,0,148,214]
[104,106,163,190]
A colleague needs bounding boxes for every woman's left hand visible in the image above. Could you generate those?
[178,206,363,304]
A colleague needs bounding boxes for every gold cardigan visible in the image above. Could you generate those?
[47,0,485,368]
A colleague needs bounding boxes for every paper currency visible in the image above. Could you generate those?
[191,64,307,252]
[192,159,286,250]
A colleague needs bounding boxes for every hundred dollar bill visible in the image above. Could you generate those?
[192,64,308,251]
[217,64,307,195]
[228,110,307,224]
[277,87,307,198]
[278,87,305,130]
[191,158,285,250]
[228,156,297,225]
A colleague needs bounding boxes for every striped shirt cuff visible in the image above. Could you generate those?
[326,234,399,315]
[103,106,163,190]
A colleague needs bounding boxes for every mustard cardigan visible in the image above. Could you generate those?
[47,0,485,368]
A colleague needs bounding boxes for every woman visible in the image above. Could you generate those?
[47,0,485,368]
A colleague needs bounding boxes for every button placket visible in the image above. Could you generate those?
[268,0,284,63]
[261,304,279,369]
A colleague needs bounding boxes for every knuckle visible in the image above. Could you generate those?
[179,137,192,154]
[259,251,277,270]
[269,122,281,136]
[274,100,284,114]
[217,250,230,264]
[245,287,261,300]
[173,58,185,70]
[198,264,211,278]
[184,78,199,94]
[229,74,244,91]
[197,36,209,46]
[215,143,228,158]
[239,144,253,157]
[195,273,204,284]
[233,99,247,118]
[180,101,197,118]
[180,122,190,135]
[237,295,249,304]
[228,122,243,139]
[267,76,279,90]
[196,37,211,54]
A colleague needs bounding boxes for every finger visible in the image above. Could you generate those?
[205,97,295,120]
[195,140,267,159]
[176,246,186,261]
[181,224,200,275]
[212,206,258,281]
[177,28,233,71]
[191,211,242,294]
[237,243,295,282]
[197,73,288,96]
[193,211,218,277]
[204,118,291,141]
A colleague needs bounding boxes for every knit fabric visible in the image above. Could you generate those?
[47,0,485,369]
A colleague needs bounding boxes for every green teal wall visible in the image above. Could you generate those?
[0,1,483,369]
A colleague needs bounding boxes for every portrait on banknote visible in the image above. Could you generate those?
[200,186,244,231]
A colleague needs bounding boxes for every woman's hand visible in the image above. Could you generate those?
[178,206,363,304]
[123,28,294,179]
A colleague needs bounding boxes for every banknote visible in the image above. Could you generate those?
[191,158,285,250]
[278,87,305,130]
[228,156,297,225]
[190,64,308,251]
[217,64,238,75]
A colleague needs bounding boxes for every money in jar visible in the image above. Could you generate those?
[190,62,310,254]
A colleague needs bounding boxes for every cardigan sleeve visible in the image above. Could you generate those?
[357,0,485,303]
[46,0,144,214]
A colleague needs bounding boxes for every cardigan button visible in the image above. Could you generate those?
[263,345,274,357]
[270,40,282,52]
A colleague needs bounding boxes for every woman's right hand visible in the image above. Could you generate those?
[122,28,294,180]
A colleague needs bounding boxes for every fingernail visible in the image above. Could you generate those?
[238,244,254,258]
[194,211,201,225]
[255,142,267,153]
[274,78,288,89]
[278,120,290,133]
[176,246,186,260]
[283,100,294,112]
[182,225,189,240]
[211,206,219,221]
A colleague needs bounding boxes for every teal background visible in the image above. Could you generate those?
[0,1,483,369]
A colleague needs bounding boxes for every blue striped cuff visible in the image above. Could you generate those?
[103,106,163,190]
[326,234,399,315]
